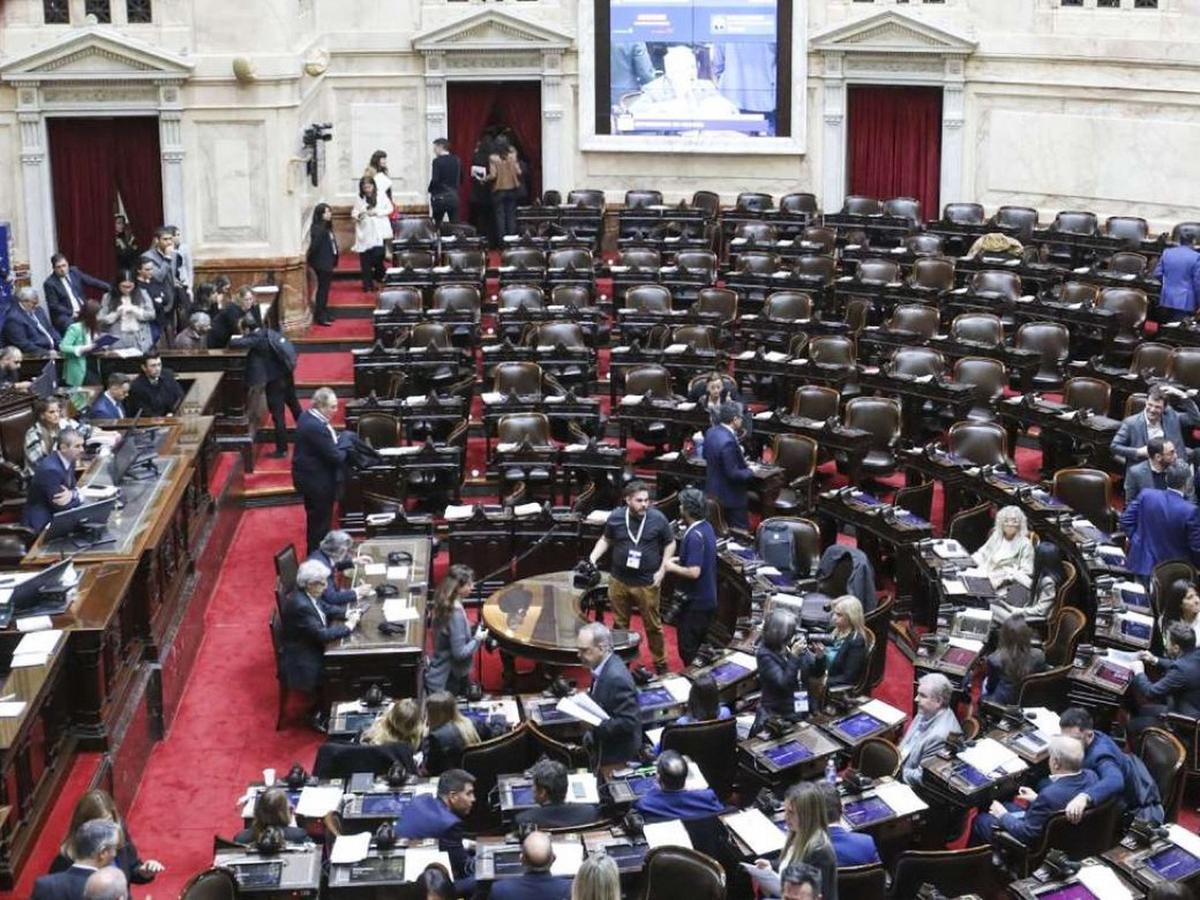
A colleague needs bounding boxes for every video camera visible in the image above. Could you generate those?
[573,559,601,590]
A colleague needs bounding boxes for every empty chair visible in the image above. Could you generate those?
[888,304,940,339]
[885,196,921,225]
[792,385,840,422]
[889,846,999,900]
[530,321,586,349]
[793,254,838,286]
[660,717,738,801]
[1053,467,1115,531]
[779,192,819,216]
[733,221,777,245]
[844,297,872,334]
[1098,287,1149,347]
[735,191,773,213]
[969,270,1023,302]
[993,206,1040,240]
[948,420,1009,467]
[497,412,552,446]
[890,346,945,379]
[410,321,451,348]
[1044,605,1087,667]
[764,291,813,322]
[1015,322,1071,388]
[548,247,592,270]
[675,249,719,278]
[493,361,545,397]
[626,284,673,313]
[798,226,837,254]
[1172,222,1200,245]
[432,284,481,316]
[903,233,945,257]
[1170,347,1200,389]
[1053,210,1099,236]
[843,396,902,476]
[843,195,883,216]
[942,203,986,225]
[737,251,780,275]
[854,737,901,779]
[625,364,674,399]
[953,357,1008,418]
[690,190,720,217]
[854,258,901,286]
[1063,377,1111,416]
[497,284,545,311]
[1105,216,1149,242]
[378,287,423,313]
[443,249,486,270]
[1137,727,1187,823]
[694,287,737,324]
[947,502,993,555]
[393,217,438,245]
[502,247,546,269]
[669,325,716,350]
[1105,251,1150,276]
[809,335,856,369]
[620,247,662,270]
[394,249,435,269]
[1057,281,1100,306]
[567,189,605,209]
[951,313,1004,347]
[625,189,663,209]
[357,412,401,450]
[771,434,818,513]
[756,517,821,577]
[550,284,592,309]
[640,846,725,900]
[1131,342,1173,378]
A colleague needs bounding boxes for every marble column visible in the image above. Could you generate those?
[158,82,186,232]
[939,59,968,209]
[16,84,54,288]
[821,54,847,214]
[541,51,565,197]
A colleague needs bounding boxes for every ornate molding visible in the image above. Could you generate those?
[810,10,976,57]
[0,25,194,84]
[412,9,573,53]
[40,85,158,106]
[442,52,542,70]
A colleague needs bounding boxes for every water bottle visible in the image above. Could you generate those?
[824,756,838,785]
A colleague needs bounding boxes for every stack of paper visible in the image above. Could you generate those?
[723,809,786,855]
[11,629,62,668]
[1075,865,1132,900]
[1025,707,1061,739]
[1104,649,1145,676]
[1168,824,1200,858]
[513,502,541,517]
[295,785,344,817]
[549,840,585,876]
[555,693,610,727]
[444,505,475,521]
[873,781,928,816]
[405,845,453,877]
[859,698,907,727]
[383,599,418,624]
[330,832,372,865]
[643,819,693,850]
[958,738,1024,776]
[932,539,966,559]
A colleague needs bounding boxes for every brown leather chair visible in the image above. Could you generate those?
[1126,392,1148,418]
[969,270,1023,302]
[551,285,592,311]
[179,868,239,900]
[357,412,402,450]
[1043,605,1086,667]
[862,596,893,694]
[736,191,773,213]
[670,325,716,351]
[993,205,1039,240]
[568,189,605,209]
[1098,287,1149,347]
[799,226,838,254]
[1057,281,1100,306]
[1169,347,1200,389]
[502,247,546,269]
[903,233,943,256]
[1015,665,1072,710]
[459,724,540,833]
[792,385,840,422]
[947,502,993,555]
[493,361,545,397]
[530,322,586,350]
[378,287,422,313]
[755,517,822,577]
[779,192,819,216]
[885,196,921,225]
[549,248,593,271]
[674,250,718,280]
[838,865,887,895]
[843,298,871,335]
[410,321,452,348]
[393,216,438,245]
[890,346,945,379]
[843,195,883,216]
[497,413,551,446]
[1053,210,1099,236]
[793,253,837,285]
[888,846,999,900]
[394,249,435,269]
[1015,321,1070,388]
[953,357,1008,419]
[1052,467,1115,531]
[994,797,1120,879]
[951,312,1004,347]
[640,846,724,900]
[660,717,738,801]
[691,190,720,217]
[853,737,900,779]
[1063,377,1111,415]
[908,256,956,293]
[888,304,940,339]
[444,248,486,270]
[694,287,737,325]
[1106,250,1150,276]
[895,479,934,524]
[625,189,663,209]
[771,434,817,513]
[942,202,986,225]
[809,335,856,369]
[1026,564,1077,638]
[621,247,662,270]
[626,284,673,313]
[431,283,481,317]
[764,291,813,322]
[948,420,1009,467]
[843,397,902,476]
[1106,216,1150,242]
[1152,561,1197,614]
[1131,342,1173,378]
[1138,726,1187,823]
[855,258,902,286]
[1172,222,1200,245]
[625,365,674,399]
[498,284,545,311]
[733,221,777,245]
[736,251,778,275]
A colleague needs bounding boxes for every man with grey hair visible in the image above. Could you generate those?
[32,818,120,900]
[3,286,61,353]
[82,867,127,900]
[293,385,347,552]
[702,399,755,530]
[899,672,962,787]
[172,310,211,350]
[971,734,1096,848]
[664,487,719,666]
[309,529,374,606]
[576,621,642,769]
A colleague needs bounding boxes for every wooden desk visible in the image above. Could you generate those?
[1008,857,1144,899]
[1102,829,1200,892]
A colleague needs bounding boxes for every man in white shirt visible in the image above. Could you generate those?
[41,253,109,335]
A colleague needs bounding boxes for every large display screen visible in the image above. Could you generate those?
[600,0,786,139]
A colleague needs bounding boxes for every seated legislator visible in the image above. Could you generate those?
[422,691,482,776]
[576,622,643,768]
[360,697,424,772]
[1112,384,1200,467]
[1161,579,1200,647]
[281,559,361,730]
[750,782,838,900]
[1120,467,1200,577]
[1126,437,1195,505]
[42,252,109,335]
[663,487,720,667]
[395,768,477,884]
[982,616,1047,706]
[425,564,486,697]
[755,609,821,732]
[90,373,131,421]
[634,749,725,822]
[127,352,184,418]
[172,311,211,350]
[489,831,571,900]
[811,595,869,691]
[972,506,1035,585]
[1058,707,1165,826]
[818,782,880,867]
[514,759,603,830]
[652,672,731,754]
[3,287,61,354]
[703,401,755,531]
[32,819,120,900]
[992,541,1065,627]
[23,397,93,476]
[22,428,83,532]
[1130,622,1200,735]
[693,371,752,437]
[900,673,962,787]
[307,530,373,608]
[970,735,1096,847]
[232,788,309,845]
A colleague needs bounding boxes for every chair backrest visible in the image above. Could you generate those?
[948,420,1008,467]
[1016,322,1071,384]
[969,269,1022,302]
[567,189,605,209]
[951,312,1004,347]
[497,413,551,445]
[670,325,716,350]
[459,724,536,833]
[837,864,888,895]
[357,411,402,450]
[792,385,840,421]
[1063,377,1111,416]
[1126,393,1147,418]
[844,297,871,334]
[1038,797,1121,865]
[625,364,674,398]
[888,304,941,339]
[1106,216,1149,242]
[736,251,778,274]
[1098,287,1149,339]
[953,357,1008,402]
[943,202,986,225]
[1152,561,1197,613]
[627,284,673,313]
[1016,665,1072,709]
[1052,468,1113,531]
[1058,281,1100,306]
[493,361,544,396]
[1169,347,1200,390]
[756,517,822,577]
[947,502,993,555]
[1053,210,1099,236]
[548,247,593,270]
[843,195,883,216]
[764,290,813,322]
[498,284,545,311]
[1173,222,1200,245]
[909,256,956,291]
[891,846,998,899]
[432,283,481,315]
[444,248,486,270]
[734,221,776,244]
[854,736,900,779]
[994,205,1039,239]
[903,233,943,256]
[502,247,546,269]
[179,867,239,900]
[735,191,773,213]
[660,717,738,801]
[695,287,737,322]
[861,595,892,694]
[410,321,451,349]
[890,346,945,379]
[1106,250,1149,275]
[885,196,921,225]
[379,287,423,313]
[779,192,819,216]
[855,258,901,285]
[395,249,435,269]
[640,846,725,900]
[625,189,663,209]
[274,544,298,593]
[1138,726,1187,822]
[1131,342,1173,378]
[793,252,837,282]
[809,335,856,368]
[621,247,662,270]
[691,190,720,217]
[894,479,934,523]
[772,434,818,483]
[844,396,901,451]
[1044,605,1087,667]
[528,322,583,351]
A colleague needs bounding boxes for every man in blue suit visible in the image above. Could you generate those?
[89,374,131,421]
[1130,622,1200,736]
[1119,467,1200,577]
[395,768,476,891]
[489,831,570,900]
[970,735,1097,847]
[42,253,109,335]
[577,622,642,769]
[292,386,347,553]
[2,287,60,353]
[33,818,120,900]
[702,401,755,530]
[1059,707,1165,824]
[1153,233,1200,321]
[1112,385,1200,467]
[635,750,726,822]
[307,530,373,607]
[819,783,880,866]
[22,428,83,532]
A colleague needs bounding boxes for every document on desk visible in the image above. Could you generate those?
[723,808,786,855]
[329,832,372,865]
[1076,864,1133,900]
[382,599,418,624]
[946,636,984,653]
[555,693,609,727]
[644,819,693,850]
[859,698,907,727]
[1168,824,1200,858]
[1025,707,1061,739]
[444,505,475,521]
[1105,649,1145,676]
[295,785,344,818]
[549,840,584,876]
[726,650,760,673]
[11,629,63,667]
[873,781,928,816]
[513,502,542,517]
[663,676,692,703]
[0,701,27,718]
[958,738,1021,776]
[15,615,54,633]
[645,726,665,747]
[405,845,453,877]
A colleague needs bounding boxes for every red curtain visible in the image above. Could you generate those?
[491,83,542,204]
[447,82,542,215]
[847,86,943,221]
[48,117,163,282]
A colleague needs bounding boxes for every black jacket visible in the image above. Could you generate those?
[209,302,262,349]
[230,328,295,386]
[756,646,803,716]
[128,371,184,418]
[280,589,349,692]
[588,654,643,765]
[514,802,605,829]
[292,409,345,502]
[42,268,110,334]
[307,227,339,273]
[424,723,472,776]
[825,632,869,689]
[49,838,153,885]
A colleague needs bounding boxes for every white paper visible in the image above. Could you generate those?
[1116,580,1145,596]
[294,785,344,818]
[14,629,62,660]
[947,636,984,653]
[405,845,454,878]
[645,726,666,747]
[363,563,386,578]
[566,773,600,805]
[1025,707,1061,739]
[111,347,143,358]
[79,485,119,500]
[958,737,1019,775]
[933,539,966,559]
[329,832,372,865]
[378,446,419,456]
[382,600,418,624]
[859,698,907,727]
[644,819,693,850]
[444,505,474,521]
[556,693,610,727]
[513,502,542,517]
[15,615,53,632]
[742,863,781,896]
[620,394,644,406]
[549,839,585,876]
[1075,865,1133,900]
[481,392,503,404]
[659,676,692,704]
[496,442,518,453]
[873,781,928,817]
[726,651,759,673]
[386,566,410,583]
[1167,823,1200,858]
[0,701,26,718]
[942,580,968,595]
[1105,648,1145,676]
[723,808,786,855]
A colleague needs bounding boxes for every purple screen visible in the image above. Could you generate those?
[1095,661,1132,687]
[1037,886,1097,900]
[763,741,813,767]
[836,712,883,739]
[710,661,750,685]
[638,687,675,707]
[953,764,989,788]
[843,796,893,827]
[942,647,976,668]
[1147,845,1200,879]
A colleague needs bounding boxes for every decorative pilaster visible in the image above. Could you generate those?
[541,51,565,197]
[15,83,54,288]
[157,81,186,232]
[940,57,968,210]
[821,55,847,214]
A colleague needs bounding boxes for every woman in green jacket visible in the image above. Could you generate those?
[60,299,103,387]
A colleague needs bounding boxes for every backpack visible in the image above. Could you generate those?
[758,521,796,576]
[268,330,298,372]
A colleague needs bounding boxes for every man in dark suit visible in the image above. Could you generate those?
[42,254,109,335]
[395,768,477,890]
[127,353,184,418]
[1124,437,1194,505]
[576,622,642,771]
[514,759,603,829]
[22,428,83,532]
[292,386,347,553]
[1153,232,1200,321]
[307,529,374,607]
[33,818,120,900]
[89,374,131,421]
[970,735,1097,847]
[3,287,61,353]
[702,401,755,530]
[208,286,261,349]
[634,750,725,822]
[1059,707,1165,825]
[229,315,303,457]
[490,831,570,900]
[1112,385,1200,467]
[819,783,881,866]
[1130,622,1200,736]
[1119,467,1200,577]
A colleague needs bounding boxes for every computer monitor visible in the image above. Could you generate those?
[1145,844,1200,880]
[30,360,56,400]
[10,557,76,617]
[44,496,117,543]
[761,740,813,769]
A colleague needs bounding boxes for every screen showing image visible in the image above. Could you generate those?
[493,850,526,877]
[606,0,780,138]
[509,784,536,807]
[710,660,750,685]
[231,862,283,888]
[843,796,893,828]
[342,712,379,733]
[1036,886,1097,900]
[1013,732,1048,756]
[835,712,883,740]
[537,704,572,722]
[952,764,990,788]
[361,793,410,816]
[1120,588,1150,609]
[763,740,813,767]
[1120,619,1152,640]
[942,647,977,668]
[638,687,676,707]
[1095,661,1132,687]
[348,857,406,883]
[606,843,648,866]
[1146,845,1200,880]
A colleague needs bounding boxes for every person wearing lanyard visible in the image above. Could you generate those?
[587,480,676,674]
[663,487,719,667]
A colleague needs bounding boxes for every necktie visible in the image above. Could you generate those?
[310,596,327,627]
[31,310,54,347]
[61,277,80,315]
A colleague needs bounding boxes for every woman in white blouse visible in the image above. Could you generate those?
[351,174,393,292]
[971,506,1034,584]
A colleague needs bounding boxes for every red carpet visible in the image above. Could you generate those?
[328,281,374,308]
[295,317,374,342]
[295,352,354,385]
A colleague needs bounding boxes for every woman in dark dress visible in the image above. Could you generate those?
[982,614,1046,705]
[422,690,481,775]
[306,202,338,326]
[49,789,164,886]
[232,787,310,845]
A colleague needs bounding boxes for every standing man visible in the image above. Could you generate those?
[42,253,109,335]
[587,480,675,675]
[1154,232,1200,323]
[22,428,83,532]
[664,487,719,667]
[140,228,178,345]
[230,315,303,458]
[703,401,755,531]
[208,286,260,349]
[127,352,184,418]
[293,386,347,553]
[1125,437,1194,504]
[1119,467,1200,578]
[576,622,642,771]
[429,138,462,225]
[32,819,121,900]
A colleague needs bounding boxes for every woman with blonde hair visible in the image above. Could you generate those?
[363,697,425,751]
[422,690,481,775]
[50,788,164,885]
[972,506,1035,584]
[425,564,485,696]
[751,781,837,898]
[809,595,869,690]
[572,852,621,900]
